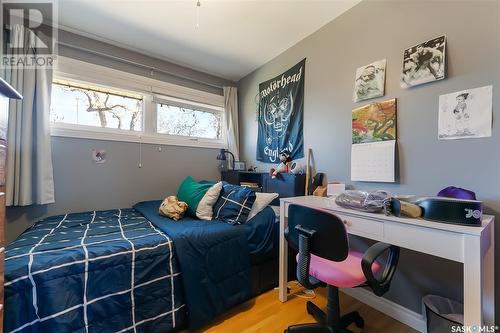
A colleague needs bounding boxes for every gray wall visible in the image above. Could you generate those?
[5,28,229,243]
[57,29,236,95]
[238,0,500,321]
[7,138,220,243]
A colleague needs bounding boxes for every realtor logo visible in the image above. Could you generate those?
[1,0,57,68]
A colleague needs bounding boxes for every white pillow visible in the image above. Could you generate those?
[196,182,222,220]
[247,192,279,221]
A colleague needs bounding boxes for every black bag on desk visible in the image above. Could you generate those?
[416,197,483,226]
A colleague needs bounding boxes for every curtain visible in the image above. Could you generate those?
[4,25,55,206]
[223,86,239,161]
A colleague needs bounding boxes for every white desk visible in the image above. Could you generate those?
[279,196,494,330]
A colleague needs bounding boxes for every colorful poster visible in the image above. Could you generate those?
[352,98,397,144]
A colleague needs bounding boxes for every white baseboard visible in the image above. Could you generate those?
[341,288,427,333]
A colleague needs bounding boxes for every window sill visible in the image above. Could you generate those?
[50,126,227,150]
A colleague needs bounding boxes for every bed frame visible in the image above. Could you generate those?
[250,244,296,297]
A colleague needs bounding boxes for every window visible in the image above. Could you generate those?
[51,80,143,132]
[50,57,227,148]
[156,99,223,140]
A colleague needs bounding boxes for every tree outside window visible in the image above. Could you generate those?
[156,104,222,140]
[50,80,143,131]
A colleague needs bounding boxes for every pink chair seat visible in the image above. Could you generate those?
[297,250,382,288]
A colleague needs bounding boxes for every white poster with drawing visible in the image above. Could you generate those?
[438,85,492,140]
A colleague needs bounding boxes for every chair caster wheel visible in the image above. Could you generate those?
[354,316,364,328]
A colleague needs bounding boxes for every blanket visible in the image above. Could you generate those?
[5,209,186,333]
[134,201,276,330]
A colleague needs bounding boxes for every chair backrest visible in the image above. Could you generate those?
[287,204,349,262]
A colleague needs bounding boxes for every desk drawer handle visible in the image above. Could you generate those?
[343,219,352,226]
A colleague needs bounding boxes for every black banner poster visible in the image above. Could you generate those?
[256,59,305,163]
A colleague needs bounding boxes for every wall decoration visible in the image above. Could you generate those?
[234,161,246,171]
[351,99,397,183]
[92,149,107,163]
[401,35,446,88]
[257,59,305,163]
[438,85,492,140]
[353,59,386,102]
[352,98,397,144]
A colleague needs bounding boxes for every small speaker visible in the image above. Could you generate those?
[416,197,483,226]
[289,161,303,174]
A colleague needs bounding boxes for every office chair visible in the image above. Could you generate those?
[284,204,400,333]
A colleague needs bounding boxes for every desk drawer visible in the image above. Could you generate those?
[283,203,383,237]
[337,214,383,237]
[384,221,464,262]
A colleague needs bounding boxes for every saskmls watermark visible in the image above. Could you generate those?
[451,325,499,332]
[1,0,57,68]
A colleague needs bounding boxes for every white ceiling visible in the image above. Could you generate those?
[58,0,360,81]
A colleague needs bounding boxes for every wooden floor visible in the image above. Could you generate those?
[188,286,418,333]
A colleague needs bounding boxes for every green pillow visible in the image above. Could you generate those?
[177,176,214,217]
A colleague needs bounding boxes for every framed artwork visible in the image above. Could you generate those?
[92,149,106,163]
[352,98,397,144]
[401,35,446,88]
[353,59,386,102]
[438,85,492,140]
[234,161,246,171]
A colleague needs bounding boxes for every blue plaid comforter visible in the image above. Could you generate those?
[4,209,186,333]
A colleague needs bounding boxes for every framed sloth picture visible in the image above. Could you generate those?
[353,59,386,102]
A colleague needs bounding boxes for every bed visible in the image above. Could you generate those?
[4,201,278,333]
